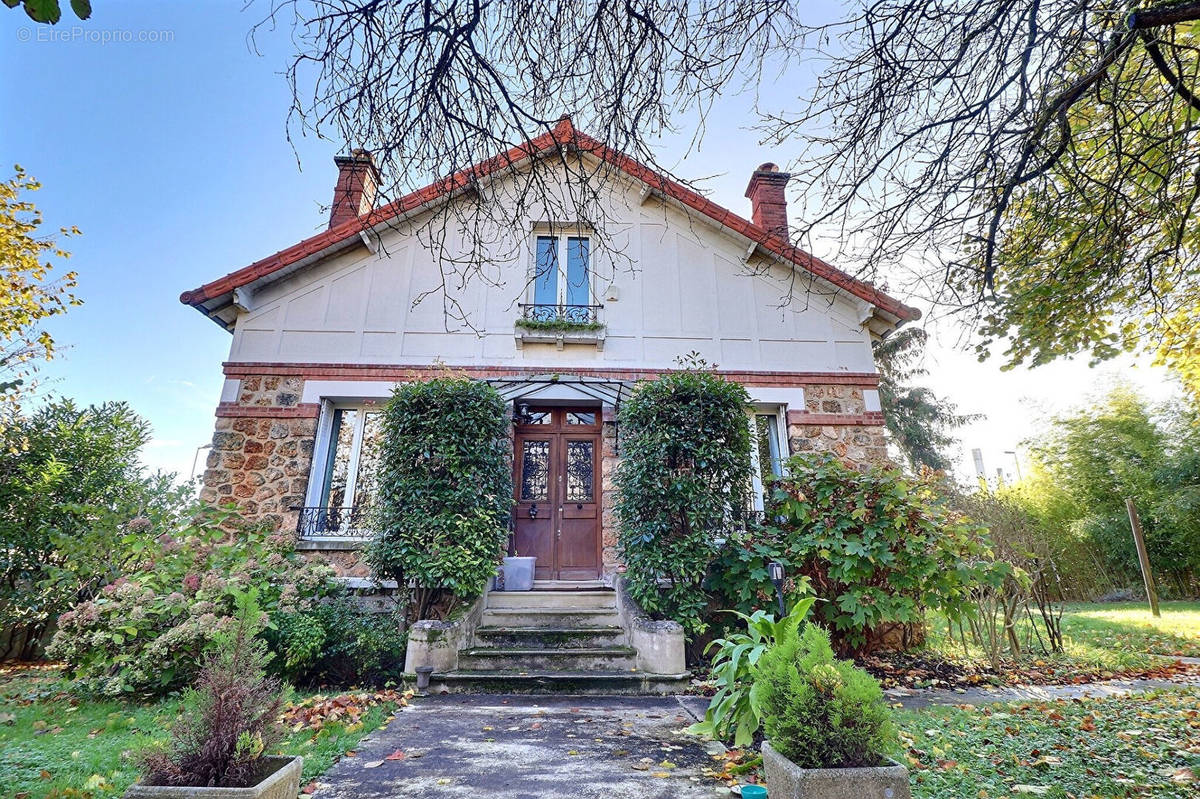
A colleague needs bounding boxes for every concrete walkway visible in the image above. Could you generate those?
[882,675,1200,711]
[312,678,1200,798]
[309,695,728,799]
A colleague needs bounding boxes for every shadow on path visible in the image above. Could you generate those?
[310,695,725,799]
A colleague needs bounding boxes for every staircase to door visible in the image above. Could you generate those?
[428,588,690,694]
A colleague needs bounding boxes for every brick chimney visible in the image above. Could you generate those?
[328,149,380,229]
[744,162,791,239]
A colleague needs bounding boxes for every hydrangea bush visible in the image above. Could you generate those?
[47,509,335,696]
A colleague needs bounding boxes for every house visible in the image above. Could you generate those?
[181,119,917,689]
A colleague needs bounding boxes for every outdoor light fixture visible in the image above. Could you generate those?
[515,402,531,424]
[767,560,786,617]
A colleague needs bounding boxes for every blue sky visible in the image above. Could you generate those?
[1,2,1178,482]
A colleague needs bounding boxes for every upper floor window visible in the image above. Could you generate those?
[533,234,591,312]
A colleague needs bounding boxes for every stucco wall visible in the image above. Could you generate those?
[224,166,877,376]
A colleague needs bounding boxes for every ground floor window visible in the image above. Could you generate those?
[748,408,786,512]
[302,404,383,537]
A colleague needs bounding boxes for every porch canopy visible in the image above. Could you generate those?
[485,373,637,410]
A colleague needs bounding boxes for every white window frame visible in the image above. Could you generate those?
[530,232,593,307]
[748,405,788,512]
[304,401,384,536]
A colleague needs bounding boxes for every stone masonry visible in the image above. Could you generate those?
[199,374,318,534]
[200,373,888,578]
[786,383,890,469]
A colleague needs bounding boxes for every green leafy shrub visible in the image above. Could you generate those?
[46,510,335,696]
[705,523,813,631]
[615,364,753,638]
[755,623,895,768]
[0,398,189,660]
[270,596,408,686]
[139,592,288,788]
[688,597,815,746]
[365,377,512,622]
[766,453,1007,655]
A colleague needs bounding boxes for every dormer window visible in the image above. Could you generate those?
[532,234,592,319]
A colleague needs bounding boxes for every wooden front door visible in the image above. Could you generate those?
[512,407,602,580]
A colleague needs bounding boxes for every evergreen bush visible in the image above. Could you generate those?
[366,377,512,621]
[615,363,752,638]
[139,592,287,788]
[755,623,895,769]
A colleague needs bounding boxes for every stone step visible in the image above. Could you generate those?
[480,608,622,629]
[458,646,638,672]
[473,626,628,650]
[487,590,617,610]
[422,669,691,695]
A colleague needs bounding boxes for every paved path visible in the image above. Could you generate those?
[310,695,728,799]
[883,676,1200,710]
[313,678,1200,798]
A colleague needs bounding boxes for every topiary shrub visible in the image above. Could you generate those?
[766,452,1008,656]
[615,362,753,639]
[755,623,895,769]
[365,377,511,622]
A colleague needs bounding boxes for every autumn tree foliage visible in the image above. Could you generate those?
[0,166,80,408]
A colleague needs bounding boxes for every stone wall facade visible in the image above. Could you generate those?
[200,370,890,579]
[600,408,621,577]
[786,382,890,470]
[199,374,319,535]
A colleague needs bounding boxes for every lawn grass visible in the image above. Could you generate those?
[921,601,1200,677]
[897,688,1200,798]
[1058,602,1200,659]
[0,665,406,799]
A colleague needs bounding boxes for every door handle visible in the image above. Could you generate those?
[577,503,583,509]
[529,503,539,519]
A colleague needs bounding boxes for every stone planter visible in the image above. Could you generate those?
[762,741,911,799]
[124,756,302,799]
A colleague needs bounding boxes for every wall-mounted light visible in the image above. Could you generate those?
[515,402,531,424]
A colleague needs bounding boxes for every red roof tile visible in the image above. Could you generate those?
[180,118,919,322]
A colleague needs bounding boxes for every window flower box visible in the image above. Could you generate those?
[514,304,606,350]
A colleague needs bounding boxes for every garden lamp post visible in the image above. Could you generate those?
[768,561,786,618]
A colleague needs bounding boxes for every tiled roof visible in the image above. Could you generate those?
[180,118,920,323]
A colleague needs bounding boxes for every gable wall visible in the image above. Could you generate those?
[224,165,878,375]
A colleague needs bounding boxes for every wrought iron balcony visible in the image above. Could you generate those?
[518,303,603,325]
[292,505,374,539]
